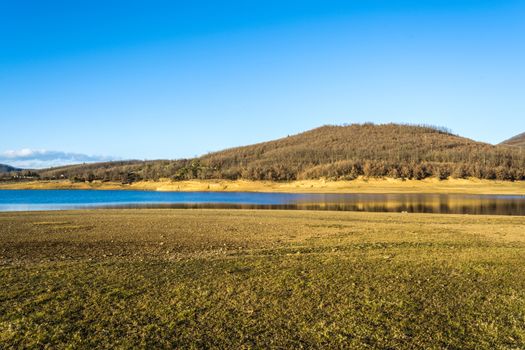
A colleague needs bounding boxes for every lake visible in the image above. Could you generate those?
[1,189,525,215]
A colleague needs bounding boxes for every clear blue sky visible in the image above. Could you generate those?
[1,0,524,167]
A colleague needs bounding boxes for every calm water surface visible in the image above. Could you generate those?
[1,189,525,215]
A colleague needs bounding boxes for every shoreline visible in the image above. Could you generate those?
[1,177,525,195]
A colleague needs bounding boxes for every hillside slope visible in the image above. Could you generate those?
[0,164,20,173]
[199,124,525,180]
[501,132,525,148]
[31,124,525,182]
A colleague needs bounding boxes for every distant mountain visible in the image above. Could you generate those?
[0,164,21,173]
[36,123,525,182]
[500,132,525,148]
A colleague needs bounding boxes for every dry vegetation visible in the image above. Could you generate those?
[501,132,525,149]
[3,123,525,183]
[2,209,525,348]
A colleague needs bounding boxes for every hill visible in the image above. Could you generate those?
[501,132,525,148]
[0,164,20,173]
[33,123,525,182]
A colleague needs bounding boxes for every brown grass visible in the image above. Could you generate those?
[1,209,525,348]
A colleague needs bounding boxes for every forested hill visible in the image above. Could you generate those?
[0,164,20,173]
[13,124,525,182]
[501,132,525,148]
[198,124,525,180]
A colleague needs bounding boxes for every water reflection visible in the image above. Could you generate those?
[0,190,524,216]
[292,193,525,216]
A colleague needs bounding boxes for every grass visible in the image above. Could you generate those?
[1,177,525,194]
[1,209,525,348]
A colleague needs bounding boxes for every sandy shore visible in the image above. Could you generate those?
[1,177,525,194]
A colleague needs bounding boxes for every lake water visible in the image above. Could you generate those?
[1,189,525,215]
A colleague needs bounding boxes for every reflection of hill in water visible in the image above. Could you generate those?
[60,195,525,216]
[291,194,525,215]
[1,190,524,215]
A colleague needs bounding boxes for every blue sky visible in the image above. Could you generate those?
[1,0,524,168]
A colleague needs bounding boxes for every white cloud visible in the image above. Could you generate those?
[3,148,35,158]
[0,149,119,169]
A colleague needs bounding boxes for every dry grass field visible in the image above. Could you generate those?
[1,209,525,348]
